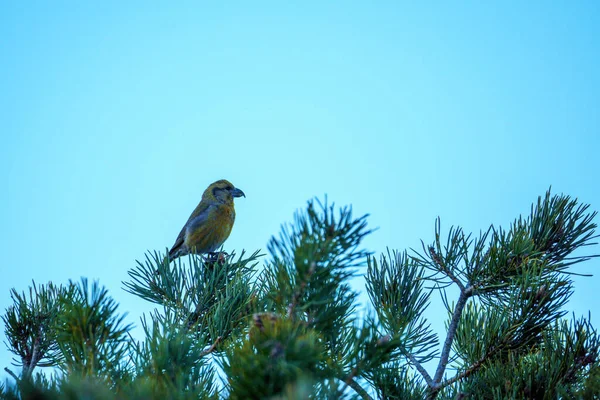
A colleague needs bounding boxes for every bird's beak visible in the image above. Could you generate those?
[231,188,246,198]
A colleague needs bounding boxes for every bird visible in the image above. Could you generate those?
[168,179,245,261]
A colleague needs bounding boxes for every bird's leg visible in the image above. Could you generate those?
[217,251,229,263]
[204,252,219,263]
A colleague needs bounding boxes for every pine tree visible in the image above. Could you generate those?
[2,190,598,399]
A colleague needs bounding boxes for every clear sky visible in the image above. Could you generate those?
[1,1,599,381]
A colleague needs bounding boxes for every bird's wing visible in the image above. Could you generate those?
[169,201,213,258]
[168,227,187,258]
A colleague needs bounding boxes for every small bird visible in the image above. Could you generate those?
[168,179,245,260]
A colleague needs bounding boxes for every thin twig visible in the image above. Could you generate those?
[341,355,372,400]
[432,286,473,386]
[26,336,41,378]
[429,246,465,292]
[439,345,500,389]
[345,376,373,400]
[287,262,316,319]
[201,336,222,356]
[406,352,433,386]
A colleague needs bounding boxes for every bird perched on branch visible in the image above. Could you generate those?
[168,179,245,260]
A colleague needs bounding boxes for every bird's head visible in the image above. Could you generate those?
[203,179,246,204]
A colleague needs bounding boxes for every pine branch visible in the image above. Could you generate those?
[340,330,375,400]
[345,377,373,400]
[24,338,39,378]
[428,246,465,292]
[430,285,473,394]
[406,352,433,386]
[287,262,315,320]
[341,336,389,400]
[439,344,500,389]
[2,281,67,377]
[200,336,221,357]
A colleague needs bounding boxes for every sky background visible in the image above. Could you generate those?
[1,1,599,383]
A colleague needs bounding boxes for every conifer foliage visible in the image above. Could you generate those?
[1,191,599,399]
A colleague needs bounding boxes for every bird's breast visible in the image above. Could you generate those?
[185,203,236,253]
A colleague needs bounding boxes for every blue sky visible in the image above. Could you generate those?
[1,1,599,381]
